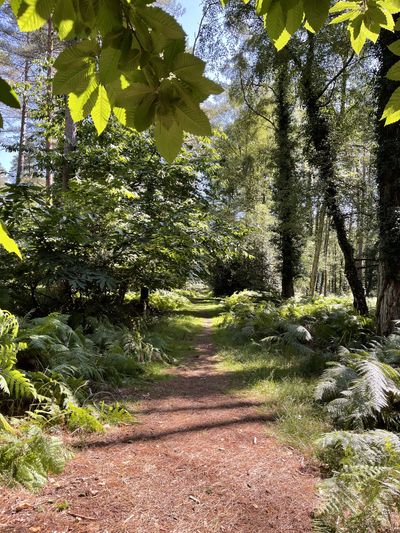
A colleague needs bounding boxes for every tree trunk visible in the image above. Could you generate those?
[376,23,400,335]
[62,102,77,190]
[274,52,300,299]
[45,18,54,190]
[301,34,368,315]
[16,55,29,184]
[140,286,149,316]
[310,203,326,297]
[323,220,330,297]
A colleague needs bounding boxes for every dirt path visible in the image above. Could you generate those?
[1,316,318,533]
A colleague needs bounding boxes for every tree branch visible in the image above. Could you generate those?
[239,71,277,131]
[316,52,355,101]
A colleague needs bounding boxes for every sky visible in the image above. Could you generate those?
[180,0,203,45]
[0,2,204,174]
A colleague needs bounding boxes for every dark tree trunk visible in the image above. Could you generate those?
[376,23,400,335]
[301,35,368,315]
[140,286,149,316]
[274,52,300,299]
[62,103,77,190]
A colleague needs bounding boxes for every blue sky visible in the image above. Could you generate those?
[180,0,203,45]
[0,3,204,174]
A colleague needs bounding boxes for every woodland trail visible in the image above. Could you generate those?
[1,305,318,533]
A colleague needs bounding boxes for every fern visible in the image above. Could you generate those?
[314,430,400,532]
[0,310,37,401]
[95,401,134,425]
[66,403,104,433]
[316,339,400,429]
[0,425,72,490]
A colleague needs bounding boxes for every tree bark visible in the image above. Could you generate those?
[301,34,368,315]
[274,52,300,299]
[376,23,400,335]
[16,53,29,184]
[45,18,54,190]
[62,102,77,190]
[140,286,149,316]
[310,203,326,297]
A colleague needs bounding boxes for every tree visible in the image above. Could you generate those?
[298,33,368,315]
[376,21,400,335]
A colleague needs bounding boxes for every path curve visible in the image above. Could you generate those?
[1,318,317,533]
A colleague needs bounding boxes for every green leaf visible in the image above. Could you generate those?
[388,39,400,56]
[53,64,95,96]
[264,1,286,43]
[0,222,22,259]
[54,40,98,70]
[99,46,121,84]
[382,87,400,125]
[91,85,111,134]
[304,0,330,32]
[330,1,359,13]
[175,98,212,136]
[53,0,76,40]
[68,76,98,121]
[349,16,368,55]
[134,93,157,131]
[137,6,186,40]
[173,53,206,82]
[387,60,400,81]
[255,0,273,16]
[0,78,20,109]
[15,0,56,32]
[154,118,183,163]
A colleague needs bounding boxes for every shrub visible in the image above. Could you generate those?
[0,309,37,403]
[149,290,191,312]
[315,336,400,430]
[0,424,72,490]
[314,430,400,533]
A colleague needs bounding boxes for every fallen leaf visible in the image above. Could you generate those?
[15,502,32,512]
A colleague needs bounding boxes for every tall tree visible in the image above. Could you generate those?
[375,23,400,335]
[273,52,302,298]
[299,33,368,315]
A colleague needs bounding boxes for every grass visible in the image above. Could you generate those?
[141,299,223,382]
[212,313,332,455]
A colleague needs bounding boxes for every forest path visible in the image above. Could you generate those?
[1,303,317,533]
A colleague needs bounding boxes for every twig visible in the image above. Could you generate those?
[192,4,211,55]
[239,71,277,131]
[67,511,97,521]
[316,52,355,100]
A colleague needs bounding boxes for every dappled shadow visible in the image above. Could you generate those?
[175,306,223,318]
[172,299,224,319]
[75,411,275,449]
[136,399,264,415]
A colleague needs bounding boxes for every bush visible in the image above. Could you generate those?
[149,290,191,312]
[0,424,72,490]
[0,309,37,405]
[209,247,275,297]
[220,296,373,354]
[314,430,400,533]
[315,336,400,430]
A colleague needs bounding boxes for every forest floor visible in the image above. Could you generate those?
[0,300,318,533]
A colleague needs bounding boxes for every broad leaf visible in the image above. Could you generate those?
[0,222,22,259]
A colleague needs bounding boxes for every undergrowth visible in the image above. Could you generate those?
[0,292,206,489]
[213,321,331,453]
[215,291,400,531]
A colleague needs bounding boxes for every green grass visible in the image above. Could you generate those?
[213,314,332,455]
[141,299,223,382]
